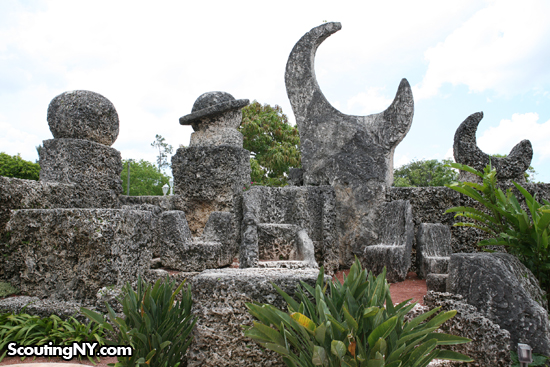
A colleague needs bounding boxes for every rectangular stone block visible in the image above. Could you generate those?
[40,138,122,208]
[426,273,448,292]
[5,209,153,304]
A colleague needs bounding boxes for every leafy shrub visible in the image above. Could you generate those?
[244,259,472,366]
[0,152,40,181]
[393,159,458,187]
[445,163,550,303]
[0,311,109,363]
[0,282,18,298]
[82,276,197,367]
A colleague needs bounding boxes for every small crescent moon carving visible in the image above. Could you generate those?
[453,112,533,181]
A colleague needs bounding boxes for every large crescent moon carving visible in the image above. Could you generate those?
[284,22,414,186]
[453,112,533,181]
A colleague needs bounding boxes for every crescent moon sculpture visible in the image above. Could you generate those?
[285,22,414,187]
[453,112,533,182]
[285,22,415,275]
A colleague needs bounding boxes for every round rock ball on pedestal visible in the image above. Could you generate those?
[47,90,119,146]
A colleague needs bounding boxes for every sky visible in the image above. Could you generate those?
[1,0,550,182]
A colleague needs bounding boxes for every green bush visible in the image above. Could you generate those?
[445,163,550,304]
[0,282,18,298]
[82,276,197,367]
[244,259,472,366]
[0,152,40,181]
[0,311,109,363]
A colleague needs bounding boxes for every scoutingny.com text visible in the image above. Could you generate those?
[7,341,132,360]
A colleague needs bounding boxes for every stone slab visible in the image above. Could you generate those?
[448,253,550,355]
[5,209,153,305]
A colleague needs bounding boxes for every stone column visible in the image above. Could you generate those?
[172,92,251,245]
[39,90,123,208]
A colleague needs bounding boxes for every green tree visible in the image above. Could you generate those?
[0,152,40,181]
[121,159,170,196]
[151,134,173,172]
[239,101,301,186]
[393,159,459,187]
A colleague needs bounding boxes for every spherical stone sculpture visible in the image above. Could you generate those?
[47,90,119,146]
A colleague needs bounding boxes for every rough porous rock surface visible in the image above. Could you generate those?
[423,291,511,367]
[0,296,90,322]
[201,211,237,248]
[40,138,123,208]
[285,22,414,267]
[258,223,299,260]
[454,111,532,182]
[360,200,413,282]
[387,184,550,271]
[188,268,323,367]
[426,274,448,292]
[171,145,250,240]
[0,177,77,280]
[189,127,244,147]
[416,224,451,279]
[448,253,550,355]
[156,210,193,270]
[239,186,337,274]
[119,195,175,211]
[288,168,304,186]
[154,210,235,271]
[47,90,119,146]
[5,209,153,305]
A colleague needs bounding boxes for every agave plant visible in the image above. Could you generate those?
[244,258,472,367]
[81,276,197,367]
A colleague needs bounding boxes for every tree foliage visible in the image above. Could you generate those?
[239,101,301,186]
[393,159,458,187]
[151,134,173,172]
[0,152,40,181]
[121,159,170,196]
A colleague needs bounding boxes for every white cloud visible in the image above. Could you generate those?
[443,148,454,161]
[414,0,550,100]
[347,87,393,115]
[394,153,412,169]
[477,112,550,163]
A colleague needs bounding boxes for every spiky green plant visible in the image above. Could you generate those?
[0,311,109,363]
[81,276,197,367]
[244,259,472,366]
